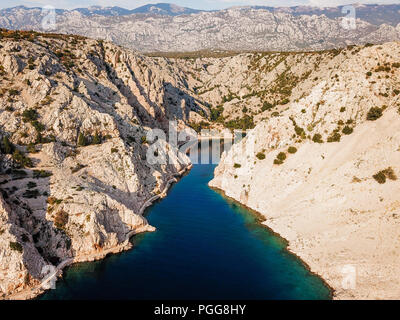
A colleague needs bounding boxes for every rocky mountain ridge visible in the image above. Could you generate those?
[1,4,400,52]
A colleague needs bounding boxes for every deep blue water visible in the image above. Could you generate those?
[40,157,331,300]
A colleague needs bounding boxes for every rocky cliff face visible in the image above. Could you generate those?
[1,5,400,52]
[0,30,194,299]
[209,41,400,299]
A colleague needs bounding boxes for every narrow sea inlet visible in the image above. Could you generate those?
[40,146,331,300]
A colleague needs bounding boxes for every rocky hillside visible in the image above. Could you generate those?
[0,29,197,299]
[161,43,398,132]
[209,41,400,299]
[1,5,400,52]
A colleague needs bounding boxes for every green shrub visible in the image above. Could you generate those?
[22,109,38,122]
[27,143,37,153]
[373,168,397,184]
[261,102,274,112]
[274,159,283,165]
[382,167,397,181]
[256,152,266,160]
[312,134,323,143]
[288,146,297,154]
[111,147,118,153]
[367,107,383,121]
[33,170,52,178]
[12,150,33,168]
[327,132,341,143]
[277,152,287,161]
[342,126,353,135]
[340,107,346,112]
[10,241,23,253]
[294,125,305,137]
[234,163,241,168]
[8,89,20,96]
[373,171,387,184]
[31,120,45,132]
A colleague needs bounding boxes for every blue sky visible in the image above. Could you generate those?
[0,0,399,10]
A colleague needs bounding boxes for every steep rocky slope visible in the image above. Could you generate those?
[0,30,196,299]
[210,42,400,299]
[1,5,400,52]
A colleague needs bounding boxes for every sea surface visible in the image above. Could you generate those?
[40,143,331,300]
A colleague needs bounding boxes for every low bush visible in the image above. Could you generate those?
[288,146,297,154]
[12,150,33,168]
[373,167,397,184]
[22,109,39,122]
[342,126,353,135]
[277,152,287,161]
[233,163,241,168]
[367,107,383,121]
[33,170,53,178]
[382,167,397,181]
[10,242,23,253]
[373,171,386,184]
[327,132,341,143]
[312,134,323,143]
[256,152,266,160]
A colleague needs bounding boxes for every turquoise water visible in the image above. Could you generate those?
[40,152,331,300]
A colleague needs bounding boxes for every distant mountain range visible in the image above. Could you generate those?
[1,3,400,52]
[73,3,203,17]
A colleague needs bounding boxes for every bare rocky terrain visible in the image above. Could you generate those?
[1,4,400,52]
